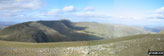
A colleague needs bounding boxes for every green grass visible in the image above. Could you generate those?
[0,40,88,48]
[75,22,153,39]
[0,21,103,43]
[0,34,162,48]
[0,34,164,56]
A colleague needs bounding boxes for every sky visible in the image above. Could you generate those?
[0,0,164,27]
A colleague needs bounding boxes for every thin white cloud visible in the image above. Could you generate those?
[84,7,95,11]
[156,7,164,14]
[0,0,43,12]
[62,5,76,12]
[146,6,164,19]
[74,12,110,19]
[44,5,77,16]
[0,0,43,18]
[47,9,62,16]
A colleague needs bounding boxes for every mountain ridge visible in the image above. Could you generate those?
[74,22,154,39]
[0,20,154,42]
[160,29,164,34]
[0,20,101,42]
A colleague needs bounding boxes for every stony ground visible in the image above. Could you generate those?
[0,34,164,56]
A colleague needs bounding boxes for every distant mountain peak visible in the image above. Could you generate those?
[0,20,101,43]
[0,20,154,43]
[160,30,164,34]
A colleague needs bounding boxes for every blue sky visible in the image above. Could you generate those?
[0,0,164,27]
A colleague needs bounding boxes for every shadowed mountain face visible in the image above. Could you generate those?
[0,20,153,43]
[0,20,101,43]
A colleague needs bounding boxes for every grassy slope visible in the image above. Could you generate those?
[0,34,163,47]
[0,34,164,56]
[0,20,101,42]
[0,20,154,43]
[74,22,153,39]
[160,30,164,34]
